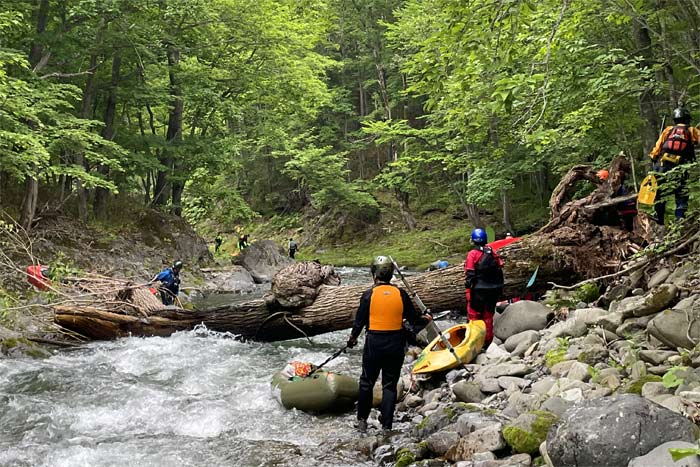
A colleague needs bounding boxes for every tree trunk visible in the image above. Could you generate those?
[634,20,662,155]
[94,52,121,218]
[154,44,183,208]
[20,0,50,231]
[395,188,417,230]
[501,189,513,233]
[19,177,39,230]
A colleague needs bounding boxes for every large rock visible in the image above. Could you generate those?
[504,330,540,356]
[270,261,340,307]
[426,429,460,456]
[235,240,294,283]
[446,423,506,462]
[479,363,532,379]
[494,301,552,341]
[547,394,698,467]
[615,284,678,319]
[202,266,256,293]
[453,381,486,403]
[628,441,700,467]
[648,296,700,350]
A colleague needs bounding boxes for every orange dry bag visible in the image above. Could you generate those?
[637,174,657,205]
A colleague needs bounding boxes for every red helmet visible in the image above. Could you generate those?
[597,169,609,181]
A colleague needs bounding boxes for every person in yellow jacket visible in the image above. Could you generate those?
[649,107,700,224]
[347,256,431,434]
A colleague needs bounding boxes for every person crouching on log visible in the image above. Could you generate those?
[346,255,431,435]
[465,229,504,350]
[151,260,183,306]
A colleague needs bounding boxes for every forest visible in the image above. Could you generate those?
[1,0,699,240]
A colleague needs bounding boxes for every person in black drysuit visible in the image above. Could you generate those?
[347,256,431,434]
[152,260,183,306]
[288,238,298,259]
[214,233,223,253]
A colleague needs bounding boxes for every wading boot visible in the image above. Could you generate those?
[356,419,367,434]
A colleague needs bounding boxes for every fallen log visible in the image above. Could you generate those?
[54,154,647,342]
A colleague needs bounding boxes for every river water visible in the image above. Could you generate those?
[0,267,382,467]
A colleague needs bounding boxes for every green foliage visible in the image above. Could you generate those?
[662,366,692,389]
[545,337,571,368]
[394,448,415,467]
[624,375,662,395]
[669,445,700,463]
[575,283,601,304]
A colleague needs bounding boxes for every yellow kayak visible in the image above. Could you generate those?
[412,321,486,375]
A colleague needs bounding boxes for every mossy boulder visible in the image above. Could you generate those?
[623,374,662,395]
[394,448,416,467]
[503,410,559,454]
[0,330,50,359]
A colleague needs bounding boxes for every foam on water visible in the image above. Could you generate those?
[0,267,381,466]
[0,328,374,467]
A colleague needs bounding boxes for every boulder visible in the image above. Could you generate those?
[446,423,506,462]
[456,410,502,436]
[202,266,256,293]
[572,307,610,326]
[616,284,678,319]
[540,397,573,417]
[425,429,460,456]
[547,317,588,339]
[453,381,486,403]
[648,268,672,289]
[503,410,559,454]
[595,312,624,333]
[494,301,552,341]
[479,378,503,394]
[628,440,700,467]
[235,240,294,283]
[648,296,700,349]
[498,376,529,390]
[600,284,631,307]
[566,362,591,382]
[479,363,532,379]
[503,391,546,418]
[641,382,673,399]
[616,315,655,337]
[639,350,678,366]
[504,330,540,356]
[667,263,697,287]
[547,394,699,467]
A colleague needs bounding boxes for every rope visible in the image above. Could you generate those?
[254,310,313,344]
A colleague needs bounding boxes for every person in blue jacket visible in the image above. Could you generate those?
[152,260,183,305]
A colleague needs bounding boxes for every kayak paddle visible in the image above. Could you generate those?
[306,345,347,377]
[389,256,469,372]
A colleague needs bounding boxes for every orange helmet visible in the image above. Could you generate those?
[597,169,609,181]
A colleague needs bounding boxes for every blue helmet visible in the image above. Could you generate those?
[471,228,487,245]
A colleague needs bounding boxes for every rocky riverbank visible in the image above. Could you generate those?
[354,248,700,466]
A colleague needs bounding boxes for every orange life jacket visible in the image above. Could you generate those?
[368,284,404,331]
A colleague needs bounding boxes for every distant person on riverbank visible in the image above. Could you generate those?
[152,260,182,306]
[288,238,298,259]
[505,232,514,239]
[238,234,249,251]
[428,260,449,271]
[347,256,431,434]
[649,106,700,225]
[214,233,223,253]
[465,228,504,350]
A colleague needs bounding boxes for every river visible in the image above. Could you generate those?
[0,267,383,467]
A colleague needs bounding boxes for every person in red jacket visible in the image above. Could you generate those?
[465,228,504,349]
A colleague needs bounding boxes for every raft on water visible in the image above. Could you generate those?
[271,363,359,413]
[412,320,486,374]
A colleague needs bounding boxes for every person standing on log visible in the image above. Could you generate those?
[346,255,431,434]
[465,228,504,350]
[214,233,223,253]
[649,106,700,225]
[238,234,249,251]
[288,238,298,259]
[152,260,183,306]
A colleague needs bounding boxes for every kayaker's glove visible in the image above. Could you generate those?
[465,270,476,290]
[347,335,358,349]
